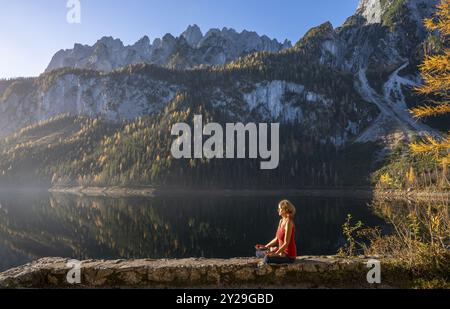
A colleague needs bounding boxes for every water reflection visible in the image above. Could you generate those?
[0,191,387,271]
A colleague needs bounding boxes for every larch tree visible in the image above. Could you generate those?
[410,0,450,177]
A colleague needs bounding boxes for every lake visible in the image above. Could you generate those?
[0,191,389,272]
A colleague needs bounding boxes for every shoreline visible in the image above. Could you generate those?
[373,189,450,202]
[49,186,375,198]
[49,186,450,201]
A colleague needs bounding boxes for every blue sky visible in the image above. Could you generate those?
[0,0,360,78]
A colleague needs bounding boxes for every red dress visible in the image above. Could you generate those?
[276,220,297,258]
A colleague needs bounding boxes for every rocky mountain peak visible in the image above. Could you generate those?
[181,24,203,47]
[356,0,385,24]
[134,35,150,46]
[295,21,334,49]
[356,0,439,26]
[282,39,292,49]
[96,36,124,50]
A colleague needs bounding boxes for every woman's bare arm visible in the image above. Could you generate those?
[265,219,283,248]
[264,237,278,248]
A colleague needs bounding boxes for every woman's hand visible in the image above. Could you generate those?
[255,244,266,250]
[264,247,278,257]
[266,251,284,257]
[275,249,286,256]
[267,251,286,257]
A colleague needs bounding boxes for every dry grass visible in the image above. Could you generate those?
[339,198,450,288]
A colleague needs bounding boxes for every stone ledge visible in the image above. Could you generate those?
[0,256,406,289]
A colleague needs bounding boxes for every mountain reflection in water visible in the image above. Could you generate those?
[0,191,388,271]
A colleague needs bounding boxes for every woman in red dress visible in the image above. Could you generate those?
[256,200,297,264]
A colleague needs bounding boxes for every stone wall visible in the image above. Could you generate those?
[0,256,410,289]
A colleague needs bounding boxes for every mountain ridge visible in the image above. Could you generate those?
[45,24,292,72]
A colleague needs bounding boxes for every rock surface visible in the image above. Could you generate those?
[0,256,408,289]
[46,25,291,72]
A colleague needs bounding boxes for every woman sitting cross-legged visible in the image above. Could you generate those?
[256,200,297,264]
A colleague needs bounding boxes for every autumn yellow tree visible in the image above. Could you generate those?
[410,0,450,178]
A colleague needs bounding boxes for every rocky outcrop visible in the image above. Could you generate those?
[356,0,438,28]
[0,256,411,289]
[46,25,291,72]
[0,72,374,143]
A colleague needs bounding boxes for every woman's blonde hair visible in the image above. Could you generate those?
[278,200,296,217]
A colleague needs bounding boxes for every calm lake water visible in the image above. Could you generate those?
[0,191,388,272]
